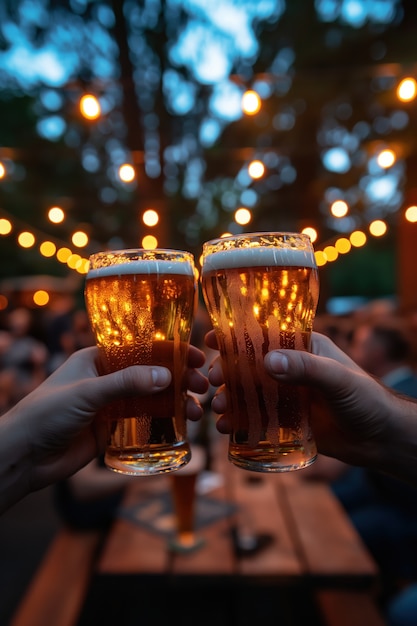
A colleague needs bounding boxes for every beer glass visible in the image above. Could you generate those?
[84,248,197,475]
[201,232,319,473]
[169,444,206,552]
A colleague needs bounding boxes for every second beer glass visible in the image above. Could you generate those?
[201,232,319,473]
[85,248,197,475]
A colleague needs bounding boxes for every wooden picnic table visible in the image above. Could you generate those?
[82,436,385,626]
[96,435,378,586]
[12,434,387,626]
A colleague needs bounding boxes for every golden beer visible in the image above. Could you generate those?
[169,444,206,552]
[85,249,197,475]
[201,232,319,472]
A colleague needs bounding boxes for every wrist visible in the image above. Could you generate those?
[0,409,32,513]
[370,394,417,483]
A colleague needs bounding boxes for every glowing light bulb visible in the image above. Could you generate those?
[241,90,261,115]
[80,94,101,120]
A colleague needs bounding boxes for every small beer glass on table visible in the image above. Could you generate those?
[169,444,206,552]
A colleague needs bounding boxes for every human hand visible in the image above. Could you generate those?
[206,330,413,472]
[2,345,208,508]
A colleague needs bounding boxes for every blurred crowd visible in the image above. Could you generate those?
[0,299,95,416]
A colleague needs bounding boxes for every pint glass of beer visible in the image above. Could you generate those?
[84,248,197,475]
[201,232,319,473]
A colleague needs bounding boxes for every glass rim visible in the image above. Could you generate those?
[87,248,196,271]
[202,231,312,247]
[203,230,313,250]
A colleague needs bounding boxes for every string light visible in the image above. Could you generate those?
[405,205,417,222]
[241,90,261,115]
[40,241,56,257]
[377,148,396,169]
[79,94,101,120]
[18,231,35,248]
[142,235,158,249]
[330,200,349,218]
[234,207,251,225]
[248,160,264,179]
[302,227,317,243]
[33,290,49,306]
[397,77,417,102]
[0,162,5,179]
[350,230,367,247]
[323,245,338,262]
[369,219,387,237]
[334,237,351,254]
[48,206,65,224]
[118,163,135,183]
[71,231,89,247]
[0,218,12,235]
[143,209,159,226]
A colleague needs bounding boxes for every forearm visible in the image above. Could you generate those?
[0,412,32,514]
[375,394,417,485]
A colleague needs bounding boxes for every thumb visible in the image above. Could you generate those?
[264,350,359,394]
[90,365,172,404]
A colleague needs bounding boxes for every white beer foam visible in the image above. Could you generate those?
[202,246,316,272]
[87,259,195,279]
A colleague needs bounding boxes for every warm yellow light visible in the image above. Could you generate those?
[80,94,101,120]
[143,209,159,227]
[48,206,65,224]
[234,207,251,225]
[377,149,396,169]
[56,247,72,263]
[241,90,261,115]
[335,237,351,254]
[369,220,387,237]
[76,258,90,274]
[397,77,417,102]
[67,253,81,269]
[18,231,35,248]
[350,230,367,247]
[220,232,233,238]
[315,251,328,266]
[71,231,89,248]
[248,160,265,179]
[330,200,349,217]
[142,235,158,249]
[405,205,417,222]
[40,241,56,257]
[323,245,338,262]
[118,163,135,183]
[0,162,5,179]
[0,218,12,235]
[33,290,49,306]
[301,227,317,243]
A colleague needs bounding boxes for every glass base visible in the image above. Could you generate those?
[168,534,205,553]
[105,444,191,476]
[228,450,317,473]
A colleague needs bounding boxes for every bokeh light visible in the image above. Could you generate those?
[241,90,261,115]
[80,94,101,120]
[48,206,65,224]
[142,235,158,249]
[143,209,159,226]
[397,77,417,102]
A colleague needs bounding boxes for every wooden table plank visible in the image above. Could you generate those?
[227,466,303,578]
[278,473,378,581]
[97,475,170,574]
